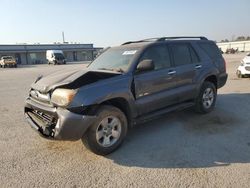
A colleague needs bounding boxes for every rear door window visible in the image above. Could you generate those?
[170,43,192,66]
[189,46,200,63]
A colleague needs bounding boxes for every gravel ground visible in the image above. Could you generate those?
[0,54,250,188]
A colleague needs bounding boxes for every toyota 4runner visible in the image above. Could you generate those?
[24,36,228,155]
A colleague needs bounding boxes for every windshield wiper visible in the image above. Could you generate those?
[98,68,124,73]
[113,68,124,73]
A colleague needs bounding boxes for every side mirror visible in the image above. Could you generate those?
[136,59,155,73]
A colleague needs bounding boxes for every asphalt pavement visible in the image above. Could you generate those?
[0,54,249,187]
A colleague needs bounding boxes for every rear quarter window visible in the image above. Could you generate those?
[199,43,222,60]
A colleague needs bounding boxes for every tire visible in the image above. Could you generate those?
[194,81,217,114]
[82,105,128,155]
[2,64,6,68]
[236,70,243,78]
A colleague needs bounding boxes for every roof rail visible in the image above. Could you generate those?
[157,36,208,41]
[122,36,208,45]
[122,38,159,45]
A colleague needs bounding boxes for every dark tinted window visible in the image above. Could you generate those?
[189,46,199,63]
[199,43,221,59]
[54,53,65,60]
[171,44,192,66]
[140,45,171,70]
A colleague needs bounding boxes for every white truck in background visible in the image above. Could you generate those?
[46,50,66,65]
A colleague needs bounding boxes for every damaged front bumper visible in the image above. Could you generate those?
[24,98,96,141]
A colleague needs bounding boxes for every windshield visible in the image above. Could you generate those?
[88,48,139,72]
[2,56,13,60]
[54,53,65,60]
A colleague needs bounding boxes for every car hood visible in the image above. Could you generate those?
[31,68,121,93]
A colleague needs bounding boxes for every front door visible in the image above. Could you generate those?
[134,44,178,115]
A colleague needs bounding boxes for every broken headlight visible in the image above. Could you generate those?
[51,89,77,107]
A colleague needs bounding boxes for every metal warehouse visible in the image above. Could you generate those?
[0,43,102,65]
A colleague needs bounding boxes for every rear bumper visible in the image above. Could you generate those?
[24,98,96,141]
[1,62,16,66]
[218,73,228,88]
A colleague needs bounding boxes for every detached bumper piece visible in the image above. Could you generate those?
[25,109,57,138]
[24,98,96,141]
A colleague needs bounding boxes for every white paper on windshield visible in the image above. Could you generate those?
[122,50,137,55]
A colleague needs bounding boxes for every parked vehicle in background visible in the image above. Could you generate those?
[0,56,17,68]
[25,36,227,155]
[46,50,66,65]
[236,52,250,78]
[225,48,239,54]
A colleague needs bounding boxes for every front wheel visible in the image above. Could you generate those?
[194,81,217,114]
[82,105,128,155]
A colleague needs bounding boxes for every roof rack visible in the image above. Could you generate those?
[122,36,208,45]
[157,36,208,41]
[122,38,160,45]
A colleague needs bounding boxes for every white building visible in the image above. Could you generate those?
[217,40,250,53]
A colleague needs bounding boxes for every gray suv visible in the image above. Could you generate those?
[24,36,228,155]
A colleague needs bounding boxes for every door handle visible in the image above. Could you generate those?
[195,65,202,69]
[168,70,176,75]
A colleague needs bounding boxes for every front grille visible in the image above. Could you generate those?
[29,109,57,127]
[245,66,250,71]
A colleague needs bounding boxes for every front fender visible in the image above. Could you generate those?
[68,75,137,116]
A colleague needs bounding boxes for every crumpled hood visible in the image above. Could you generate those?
[31,68,120,93]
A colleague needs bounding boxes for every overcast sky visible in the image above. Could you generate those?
[0,0,249,47]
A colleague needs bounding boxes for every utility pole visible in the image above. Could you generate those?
[62,31,65,43]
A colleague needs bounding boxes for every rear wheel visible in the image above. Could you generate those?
[82,105,128,155]
[194,81,217,114]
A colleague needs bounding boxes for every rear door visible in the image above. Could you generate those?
[134,44,179,115]
[169,43,201,102]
